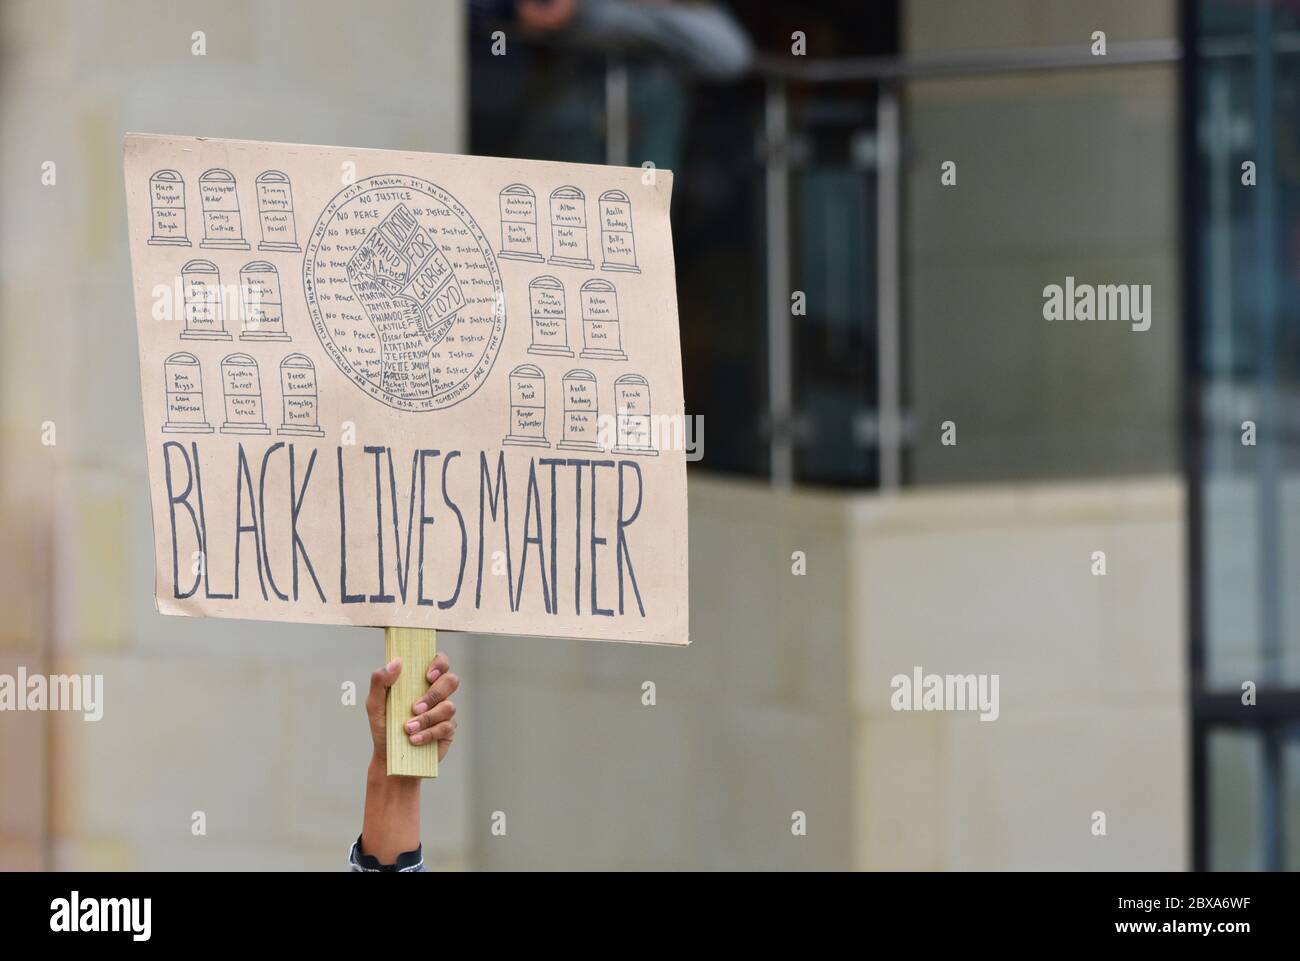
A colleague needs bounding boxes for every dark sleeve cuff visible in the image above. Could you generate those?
[349,835,426,872]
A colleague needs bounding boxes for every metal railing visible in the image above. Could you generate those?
[486,24,1186,489]
[754,40,1181,488]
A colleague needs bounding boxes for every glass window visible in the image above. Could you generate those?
[790,85,879,487]
[903,68,1180,485]
[1207,727,1266,871]
[1194,0,1300,871]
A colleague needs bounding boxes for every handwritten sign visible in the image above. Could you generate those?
[124,134,688,646]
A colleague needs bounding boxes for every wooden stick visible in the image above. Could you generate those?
[384,627,438,778]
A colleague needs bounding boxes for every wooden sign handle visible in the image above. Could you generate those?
[384,626,438,778]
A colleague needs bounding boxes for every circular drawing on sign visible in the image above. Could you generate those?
[303,174,506,411]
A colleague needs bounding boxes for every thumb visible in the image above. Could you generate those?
[367,657,402,709]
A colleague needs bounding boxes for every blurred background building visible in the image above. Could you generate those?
[0,0,1294,870]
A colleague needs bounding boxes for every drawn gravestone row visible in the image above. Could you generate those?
[526,275,629,361]
[178,259,291,342]
[148,168,301,253]
[498,184,640,274]
[161,351,325,438]
[501,366,658,456]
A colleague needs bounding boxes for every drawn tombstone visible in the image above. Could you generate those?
[557,369,605,452]
[578,278,628,361]
[598,189,639,273]
[179,259,232,341]
[219,353,271,435]
[255,170,301,252]
[198,168,251,250]
[147,169,191,246]
[277,353,325,437]
[501,364,550,448]
[613,373,658,456]
[548,186,593,268]
[238,261,290,341]
[498,184,544,262]
[527,275,574,357]
[161,352,213,433]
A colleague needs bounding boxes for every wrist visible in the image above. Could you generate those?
[362,754,422,864]
[368,754,421,789]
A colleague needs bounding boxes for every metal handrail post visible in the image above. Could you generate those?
[764,77,794,487]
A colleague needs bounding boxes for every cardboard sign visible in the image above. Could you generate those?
[124,134,688,646]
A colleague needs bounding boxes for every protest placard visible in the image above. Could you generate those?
[125,134,688,648]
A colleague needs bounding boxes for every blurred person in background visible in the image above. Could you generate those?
[470,0,754,80]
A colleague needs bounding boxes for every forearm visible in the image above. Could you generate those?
[360,756,421,862]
